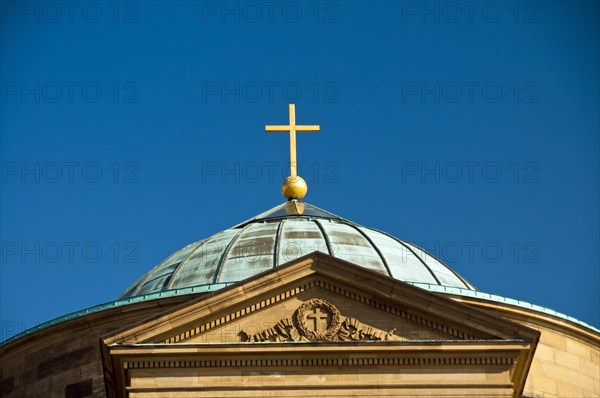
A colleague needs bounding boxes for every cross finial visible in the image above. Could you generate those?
[266,104,320,200]
[266,104,320,177]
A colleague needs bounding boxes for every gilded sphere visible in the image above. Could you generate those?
[281,175,308,200]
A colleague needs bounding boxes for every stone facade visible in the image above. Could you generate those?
[1,254,598,398]
[0,295,198,398]
[452,296,600,398]
[526,325,600,397]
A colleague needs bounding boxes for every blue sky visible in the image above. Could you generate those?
[1,1,598,341]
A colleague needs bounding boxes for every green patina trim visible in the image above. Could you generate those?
[0,283,233,347]
[408,282,600,334]
[2,281,597,347]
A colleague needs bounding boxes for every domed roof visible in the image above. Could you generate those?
[119,201,475,299]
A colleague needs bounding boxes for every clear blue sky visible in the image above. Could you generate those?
[1,1,598,341]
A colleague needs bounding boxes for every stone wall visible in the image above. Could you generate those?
[454,296,600,398]
[523,323,599,397]
[0,295,198,398]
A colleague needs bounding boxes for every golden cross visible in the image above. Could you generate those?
[265,104,320,177]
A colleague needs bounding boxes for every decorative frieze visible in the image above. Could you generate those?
[240,299,397,342]
[124,355,515,369]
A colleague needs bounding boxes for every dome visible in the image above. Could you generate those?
[120,201,475,298]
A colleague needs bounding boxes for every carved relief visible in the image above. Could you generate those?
[338,318,397,341]
[242,318,300,342]
[295,299,341,341]
[240,298,398,342]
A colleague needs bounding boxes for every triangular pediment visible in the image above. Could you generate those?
[102,252,540,398]
[104,252,537,346]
